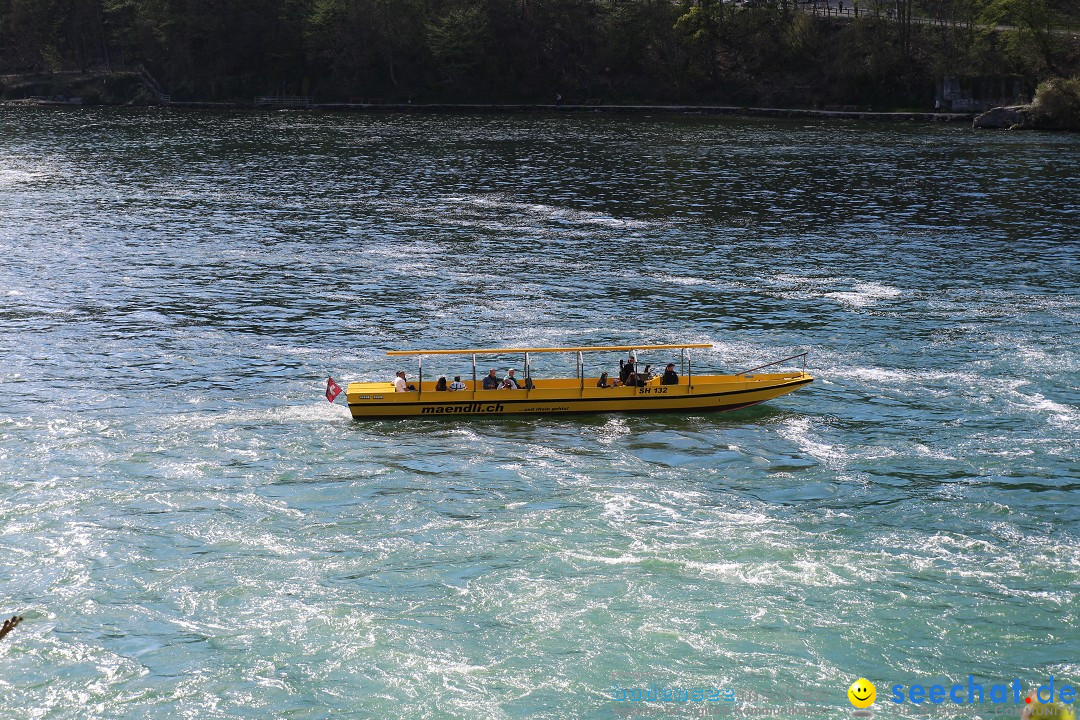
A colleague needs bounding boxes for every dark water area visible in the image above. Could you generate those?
[0,107,1077,719]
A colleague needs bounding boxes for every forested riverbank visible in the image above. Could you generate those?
[1,0,1078,109]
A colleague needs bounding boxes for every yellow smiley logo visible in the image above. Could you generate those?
[848,678,877,709]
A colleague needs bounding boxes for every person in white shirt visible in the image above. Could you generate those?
[392,370,412,392]
[449,375,466,391]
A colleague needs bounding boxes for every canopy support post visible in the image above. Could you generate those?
[525,352,531,393]
[472,354,476,393]
[578,351,583,394]
[418,355,423,397]
[687,349,692,391]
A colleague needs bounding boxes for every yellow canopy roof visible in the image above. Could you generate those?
[386,343,712,356]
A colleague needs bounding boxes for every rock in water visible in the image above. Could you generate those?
[973,105,1031,129]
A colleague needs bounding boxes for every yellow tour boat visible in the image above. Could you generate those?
[344,344,812,419]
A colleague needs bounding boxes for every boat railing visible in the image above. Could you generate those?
[734,351,808,377]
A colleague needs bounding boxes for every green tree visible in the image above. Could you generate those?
[981,0,1059,74]
[426,3,488,93]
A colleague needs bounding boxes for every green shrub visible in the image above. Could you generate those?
[1031,76,1080,130]
[78,86,102,105]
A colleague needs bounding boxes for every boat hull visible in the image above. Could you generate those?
[345,372,812,419]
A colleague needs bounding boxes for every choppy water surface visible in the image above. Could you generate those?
[0,108,1077,719]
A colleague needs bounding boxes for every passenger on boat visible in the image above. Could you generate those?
[627,366,651,387]
[449,375,466,391]
[482,369,501,390]
[392,371,416,392]
[619,355,637,385]
[435,376,448,391]
[504,369,522,389]
[661,363,679,385]
[597,372,611,388]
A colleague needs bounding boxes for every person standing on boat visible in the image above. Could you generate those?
[449,375,466,391]
[482,368,501,389]
[661,363,679,385]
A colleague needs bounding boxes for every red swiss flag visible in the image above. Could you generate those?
[326,377,343,403]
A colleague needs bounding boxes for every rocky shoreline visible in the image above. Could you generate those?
[973,78,1080,131]
[974,105,1036,129]
[973,103,1080,131]
[6,67,1076,130]
[0,96,975,125]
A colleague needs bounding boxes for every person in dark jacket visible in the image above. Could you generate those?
[619,355,637,385]
[661,363,679,385]
[482,369,501,389]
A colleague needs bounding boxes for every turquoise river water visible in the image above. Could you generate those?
[0,108,1077,719]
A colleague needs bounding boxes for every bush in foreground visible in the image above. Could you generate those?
[1031,76,1080,130]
